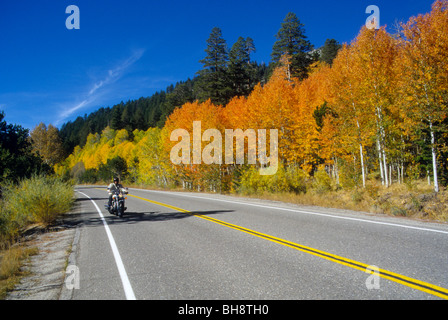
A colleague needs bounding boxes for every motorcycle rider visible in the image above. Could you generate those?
[107,177,127,209]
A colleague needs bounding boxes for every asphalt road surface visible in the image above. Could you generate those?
[69,186,448,300]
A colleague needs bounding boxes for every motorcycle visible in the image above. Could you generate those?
[106,188,128,217]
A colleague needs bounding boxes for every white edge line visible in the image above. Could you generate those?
[77,191,137,300]
[131,189,448,236]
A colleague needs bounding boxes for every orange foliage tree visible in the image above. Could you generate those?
[162,100,226,191]
[398,0,448,192]
[56,1,448,194]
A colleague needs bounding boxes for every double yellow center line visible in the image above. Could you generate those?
[128,193,448,299]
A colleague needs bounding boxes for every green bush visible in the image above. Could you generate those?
[312,168,332,194]
[0,185,30,245]
[285,165,309,194]
[338,160,362,189]
[1,175,74,244]
[239,166,286,194]
[239,164,308,194]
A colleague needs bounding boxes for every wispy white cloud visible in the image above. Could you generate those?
[88,49,145,96]
[57,98,92,121]
[55,49,145,125]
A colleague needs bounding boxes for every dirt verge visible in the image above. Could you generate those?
[5,204,82,300]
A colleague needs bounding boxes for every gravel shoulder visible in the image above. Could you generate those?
[5,202,82,300]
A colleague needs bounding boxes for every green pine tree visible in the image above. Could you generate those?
[110,105,123,130]
[271,12,314,80]
[228,37,257,97]
[196,27,232,105]
[319,39,342,66]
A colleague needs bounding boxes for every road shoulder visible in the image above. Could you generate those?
[5,202,82,300]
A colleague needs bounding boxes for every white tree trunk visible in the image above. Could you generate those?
[429,120,439,193]
[382,147,388,187]
[355,119,366,188]
[377,138,384,185]
[359,143,366,188]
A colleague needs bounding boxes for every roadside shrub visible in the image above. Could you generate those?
[312,168,332,194]
[351,188,364,204]
[3,175,74,227]
[0,193,30,245]
[365,180,380,200]
[338,160,362,189]
[285,165,309,194]
[239,164,311,195]
[239,165,289,194]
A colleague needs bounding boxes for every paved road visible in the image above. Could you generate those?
[69,186,448,300]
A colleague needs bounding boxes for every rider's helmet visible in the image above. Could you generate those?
[113,177,119,183]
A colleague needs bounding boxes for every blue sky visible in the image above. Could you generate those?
[0,0,435,130]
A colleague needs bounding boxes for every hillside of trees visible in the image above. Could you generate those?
[9,2,442,223]
[58,12,340,156]
[0,112,53,186]
[55,1,448,191]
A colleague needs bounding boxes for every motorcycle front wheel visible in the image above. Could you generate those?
[118,202,124,218]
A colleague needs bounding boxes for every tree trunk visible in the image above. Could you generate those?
[359,143,366,188]
[382,147,389,187]
[355,118,366,188]
[429,119,439,193]
[377,138,384,185]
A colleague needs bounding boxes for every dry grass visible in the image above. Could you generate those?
[123,176,448,223]
[236,179,448,223]
[0,245,39,299]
